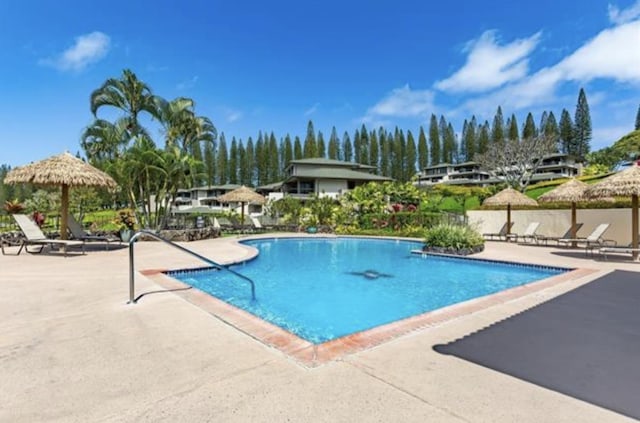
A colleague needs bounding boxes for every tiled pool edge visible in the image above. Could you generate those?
[140,265,600,368]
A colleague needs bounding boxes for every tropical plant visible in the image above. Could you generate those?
[3,199,24,214]
[424,224,484,250]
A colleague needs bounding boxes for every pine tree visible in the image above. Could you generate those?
[359,124,370,165]
[216,133,228,185]
[328,127,340,159]
[443,124,457,163]
[228,137,238,184]
[342,132,353,162]
[255,133,267,185]
[293,136,302,159]
[636,104,640,130]
[417,126,428,170]
[539,111,548,132]
[393,128,406,181]
[405,130,417,180]
[282,134,293,168]
[369,130,379,173]
[573,88,592,162]
[522,112,537,139]
[428,114,440,165]
[189,141,204,186]
[303,120,317,158]
[544,112,560,152]
[203,140,215,185]
[440,116,453,163]
[508,113,519,141]
[464,116,478,161]
[460,120,469,162]
[491,106,505,146]
[268,132,279,182]
[353,129,361,163]
[380,130,390,177]
[244,137,255,185]
[559,109,574,155]
[238,140,248,185]
[317,131,326,158]
[477,121,490,154]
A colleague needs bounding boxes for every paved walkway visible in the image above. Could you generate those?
[1,236,638,422]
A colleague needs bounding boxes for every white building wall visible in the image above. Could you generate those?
[468,208,634,246]
[317,180,348,199]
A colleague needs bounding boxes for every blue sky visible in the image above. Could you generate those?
[1,0,639,167]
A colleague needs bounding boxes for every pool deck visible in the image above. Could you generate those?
[1,235,638,422]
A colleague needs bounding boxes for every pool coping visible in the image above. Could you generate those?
[140,237,600,368]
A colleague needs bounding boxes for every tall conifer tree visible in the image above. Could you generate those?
[228,137,238,184]
[380,130,390,177]
[353,129,361,163]
[268,132,279,182]
[428,114,440,165]
[508,114,519,141]
[573,88,592,162]
[417,126,428,170]
[203,139,215,185]
[559,109,574,155]
[635,104,640,130]
[328,127,340,159]
[522,112,537,139]
[317,131,326,158]
[237,141,247,185]
[254,134,267,185]
[491,106,505,146]
[544,112,560,152]
[216,133,228,184]
[342,132,353,162]
[282,134,293,168]
[405,130,417,179]
[244,137,255,185]
[369,130,379,173]
[359,124,370,165]
[477,121,490,154]
[303,120,317,158]
[443,124,457,163]
[293,136,302,159]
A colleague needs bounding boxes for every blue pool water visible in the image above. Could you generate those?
[169,237,566,344]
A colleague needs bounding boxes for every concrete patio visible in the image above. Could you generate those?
[1,236,638,422]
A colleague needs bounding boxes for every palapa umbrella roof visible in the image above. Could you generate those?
[584,164,640,198]
[483,187,538,207]
[216,185,266,204]
[538,179,588,203]
[4,152,117,189]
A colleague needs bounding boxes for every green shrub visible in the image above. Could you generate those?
[424,224,484,249]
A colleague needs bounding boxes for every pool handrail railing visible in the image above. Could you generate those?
[128,230,256,303]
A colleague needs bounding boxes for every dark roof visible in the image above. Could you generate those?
[286,167,392,182]
[191,184,242,191]
[256,181,283,191]
[287,157,376,170]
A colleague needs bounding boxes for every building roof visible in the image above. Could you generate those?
[287,157,377,170]
[190,184,242,191]
[256,181,283,191]
[286,167,392,182]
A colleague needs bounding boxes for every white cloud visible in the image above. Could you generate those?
[367,84,435,118]
[435,30,541,93]
[304,103,319,116]
[557,20,640,83]
[40,31,110,72]
[608,0,640,24]
[224,108,243,123]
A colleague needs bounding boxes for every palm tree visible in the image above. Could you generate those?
[81,119,132,164]
[90,69,160,138]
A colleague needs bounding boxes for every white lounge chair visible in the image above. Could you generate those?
[1,214,84,256]
[483,222,514,241]
[506,222,540,243]
[558,223,616,255]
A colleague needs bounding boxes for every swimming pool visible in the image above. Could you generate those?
[168,237,567,344]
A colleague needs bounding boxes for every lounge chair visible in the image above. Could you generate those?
[67,214,119,249]
[505,222,540,243]
[1,214,84,256]
[534,223,584,246]
[483,222,514,241]
[250,216,266,233]
[598,245,640,261]
[558,223,616,255]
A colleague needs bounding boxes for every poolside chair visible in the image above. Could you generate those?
[558,223,616,255]
[250,216,266,233]
[482,222,514,241]
[534,223,583,246]
[1,214,84,256]
[505,222,540,244]
[67,213,119,250]
[598,245,640,261]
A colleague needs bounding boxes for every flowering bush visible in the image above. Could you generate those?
[115,209,136,230]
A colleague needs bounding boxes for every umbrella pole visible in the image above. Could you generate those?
[241,202,245,233]
[506,204,511,240]
[633,194,638,261]
[571,201,577,248]
[61,184,69,241]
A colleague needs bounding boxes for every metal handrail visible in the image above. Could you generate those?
[128,230,256,303]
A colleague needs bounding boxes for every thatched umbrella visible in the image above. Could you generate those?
[538,179,588,246]
[4,152,117,240]
[585,163,640,260]
[483,187,538,237]
[216,185,266,229]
